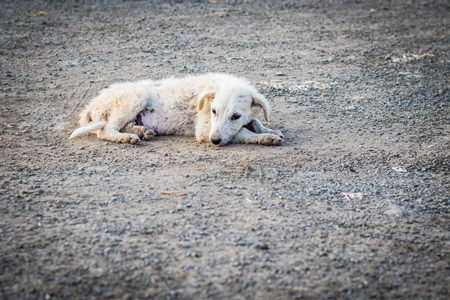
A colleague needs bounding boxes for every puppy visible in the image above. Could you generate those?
[69,73,283,146]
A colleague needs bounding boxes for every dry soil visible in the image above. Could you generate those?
[1,0,449,299]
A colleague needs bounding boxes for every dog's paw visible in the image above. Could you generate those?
[143,129,156,140]
[131,126,156,140]
[272,130,284,140]
[122,134,141,145]
[129,137,140,144]
[259,133,283,146]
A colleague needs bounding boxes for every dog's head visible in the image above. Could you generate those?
[197,83,270,146]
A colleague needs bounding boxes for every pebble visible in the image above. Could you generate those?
[384,205,407,218]
[254,243,269,250]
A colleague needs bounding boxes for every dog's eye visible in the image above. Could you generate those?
[231,113,241,120]
[212,108,216,115]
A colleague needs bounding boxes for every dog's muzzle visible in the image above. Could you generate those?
[210,138,222,145]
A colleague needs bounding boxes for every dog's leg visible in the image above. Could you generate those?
[97,117,144,144]
[195,113,211,143]
[245,119,284,140]
[232,127,283,146]
[97,128,140,144]
[94,95,151,144]
[121,122,156,140]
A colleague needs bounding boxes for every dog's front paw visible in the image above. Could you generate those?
[259,133,283,146]
[272,130,284,140]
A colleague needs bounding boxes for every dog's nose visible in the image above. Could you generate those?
[211,138,222,145]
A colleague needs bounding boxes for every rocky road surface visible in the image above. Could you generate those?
[1,0,449,299]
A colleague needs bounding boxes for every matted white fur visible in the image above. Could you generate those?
[69,73,283,146]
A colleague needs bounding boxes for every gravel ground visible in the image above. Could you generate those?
[1,0,449,299]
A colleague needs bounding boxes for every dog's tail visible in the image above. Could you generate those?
[68,122,106,140]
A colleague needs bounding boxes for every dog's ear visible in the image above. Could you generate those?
[252,92,271,121]
[197,90,215,111]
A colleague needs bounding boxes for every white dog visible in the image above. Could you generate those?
[69,73,283,146]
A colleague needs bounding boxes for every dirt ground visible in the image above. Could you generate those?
[1,0,449,299]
